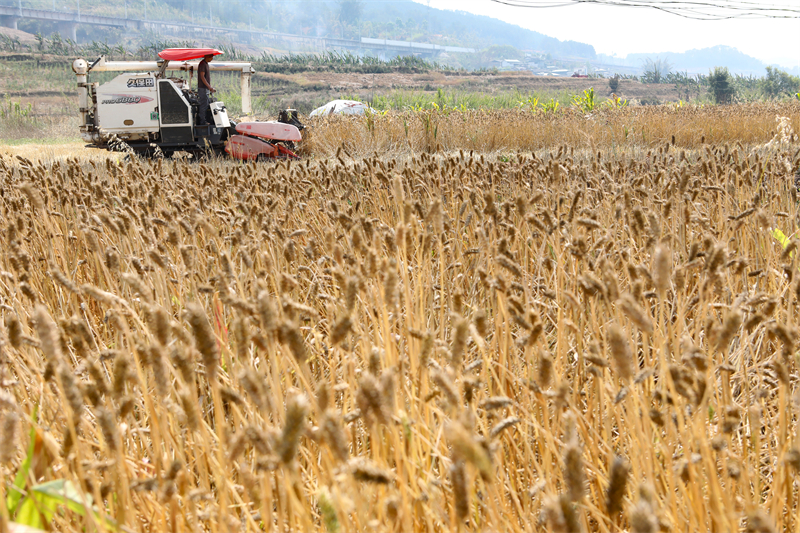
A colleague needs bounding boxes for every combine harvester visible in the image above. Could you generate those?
[72,48,303,159]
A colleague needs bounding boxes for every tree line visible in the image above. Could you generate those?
[610,60,800,104]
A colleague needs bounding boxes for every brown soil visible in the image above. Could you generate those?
[0,27,38,44]
[269,70,684,102]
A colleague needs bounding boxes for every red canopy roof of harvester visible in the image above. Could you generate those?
[158,48,223,61]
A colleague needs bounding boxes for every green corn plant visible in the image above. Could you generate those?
[0,100,32,119]
[364,108,376,135]
[603,94,628,109]
[572,88,596,113]
[515,95,541,111]
[542,98,560,114]
[5,411,115,532]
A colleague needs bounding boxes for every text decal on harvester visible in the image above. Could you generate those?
[127,78,155,88]
[101,95,155,105]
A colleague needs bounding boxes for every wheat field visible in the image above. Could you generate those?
[2,106,800,533]
[304,102,800,157]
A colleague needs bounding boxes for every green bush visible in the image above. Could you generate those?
[760,66,800,100]
[708,67,735,104]
[608,75,620,93]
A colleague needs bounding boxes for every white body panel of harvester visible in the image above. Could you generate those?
[88,72,232,145]
[210,102,231,129]
[95,73,160,137]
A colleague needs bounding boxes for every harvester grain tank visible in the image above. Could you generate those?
[72,48,302,159]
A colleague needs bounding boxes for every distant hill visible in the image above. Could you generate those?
[601,46,768,76]
[358,1,596,59]
[9,0,596,61]
[17,0,788,75]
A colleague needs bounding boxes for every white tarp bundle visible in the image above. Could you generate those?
[309,99,375,117]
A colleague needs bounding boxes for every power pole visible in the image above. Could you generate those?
[144,0,147,21]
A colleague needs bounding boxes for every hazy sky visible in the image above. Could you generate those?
[412,0,800,68]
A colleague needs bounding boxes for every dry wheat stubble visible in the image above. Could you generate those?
[0,109,799,532]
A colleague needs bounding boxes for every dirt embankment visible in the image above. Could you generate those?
[260,69,684,103]
[0,27,38,45]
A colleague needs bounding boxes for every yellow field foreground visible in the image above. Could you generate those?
[0,104,800,532]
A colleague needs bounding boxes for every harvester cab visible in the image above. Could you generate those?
[72,48,302,159]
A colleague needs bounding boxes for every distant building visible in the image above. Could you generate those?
[491,58,524,70]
